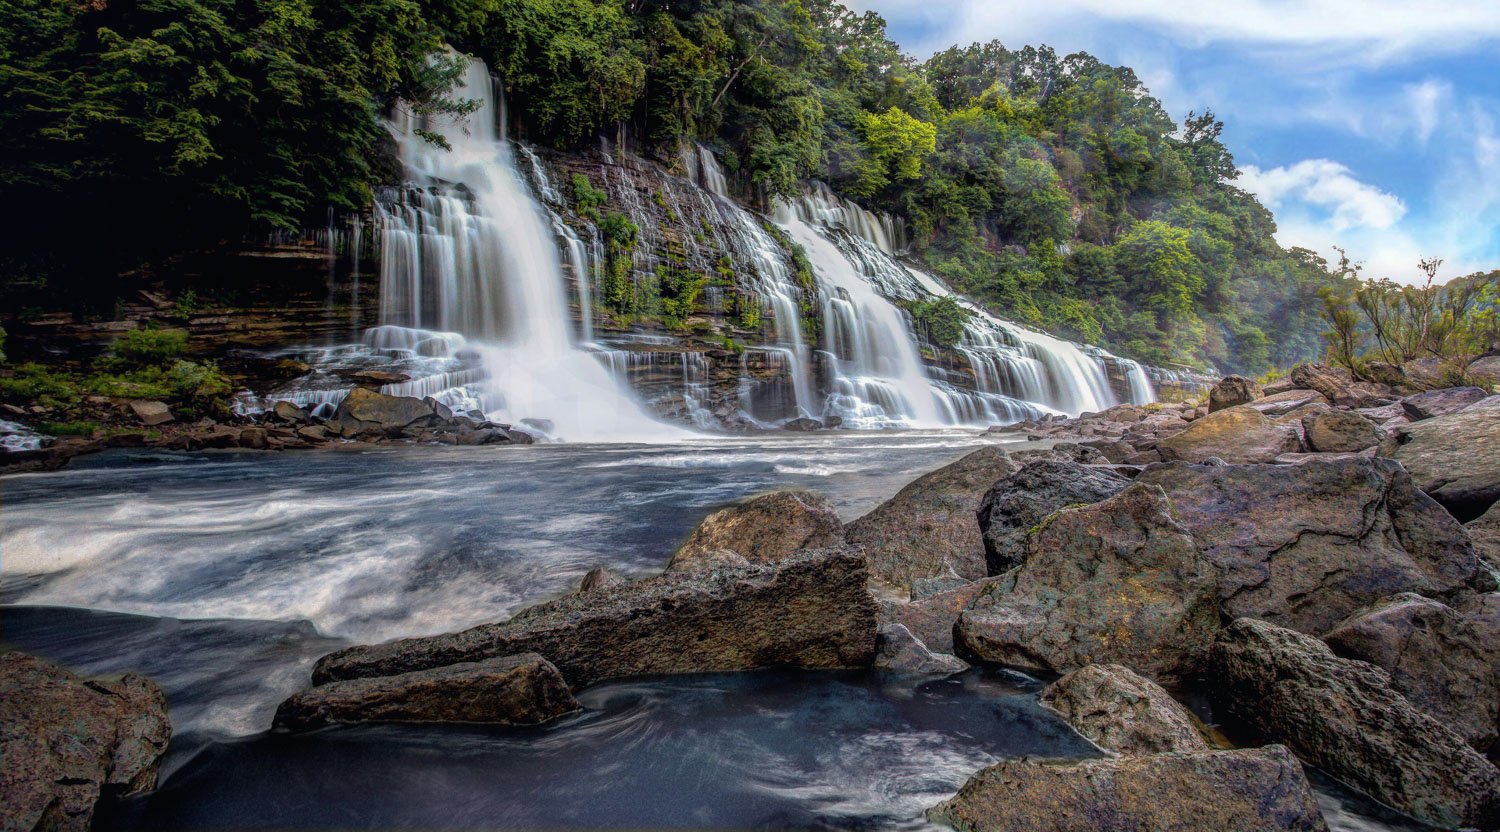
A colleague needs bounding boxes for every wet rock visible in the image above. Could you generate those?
[127,399,173,426]
[1401,386,1488,421]
[879,576,1004,655]
[271,400,311,424]
[1157,406,1302,463]
[1387,395,1500,521]
[238,427,270,450]
[846,447,1019,585]
[926,745,1327,832]
[671,489,843,567]
[275,654,579,730]
[332,387,438,433]
[1323,593,1497,750]
[1207,374,1263,412]
[1211,617,1500,829]
[781,417,824,431]
[295,424,330,443]
[0,652,171,832]
[958,484,1220,684]
[1303,409,1380,453]
[576,567,626,594]
[874,624,969,675]
[312,547,878,688]
[348,369,410,386]
[1040,664,1209,755]
[1136,458,1480,635]
[976,459,1128,574]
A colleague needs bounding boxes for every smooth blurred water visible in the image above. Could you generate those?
[0,436,1428,831]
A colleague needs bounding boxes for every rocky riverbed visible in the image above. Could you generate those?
[3,366,1499,830]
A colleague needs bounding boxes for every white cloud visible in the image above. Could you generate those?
[1239,160,1406,231]
[1404,80,1450,144]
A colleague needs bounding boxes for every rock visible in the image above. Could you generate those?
[664,547,749,573]
[332,387,437,433]
[576,567,626,594]
[1273,451,1374,465]
[0,652,171,832]
[312,548,878,688]
[874,624,969,675]
[1261,375,1300,395]
[975,460,1128,574]
[926,745,1327,832]
[909,564,969,600]
[1243,388,1332,417]
[1355,401,1407,424]
[1136,458,1480,635]
[670,490,843,567]
[348,369,410,386]
[845,447,1019,585]
[271,400,311,424]
[127,399,173,426]
[1289,362,1392,407]
[193,429,241,450]
[275,654,579,730]
[1468,502,1500,562]
[1040,664,1208,755]
[1207,374,1263,412]
[1211,618,1500,829]
[1401,386,1488,421]
[1156,406,1302,464]
[1364,361,1407,387]
[879,576,1003,655]
[1078,439,1133,463]
[1388,395,1500,520]
[295,424,330,443]
[238,427,270,450]
[1302,409,1380,453]
[1323,593,1497,749]
[957,484,1220,683]
[781,417,824,431]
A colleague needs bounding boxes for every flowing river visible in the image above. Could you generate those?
[0,436,1423,830]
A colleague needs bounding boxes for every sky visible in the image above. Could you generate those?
[849,0,1500,284]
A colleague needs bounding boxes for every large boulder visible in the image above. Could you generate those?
[1290,362,1392,407]
[878,576,1004,655]
[1401,386,1489,420]
[873,624,968,675]
[1243,388,1332,417]
[312,548,878,688]
[1156,406,1302,464]
[275,654,579,730]
[1039,664,1208,755]
[332,387,437,436]
[926,745,1327,832]
[669,490,843,568]
[1136,458,1480,635]
[957,484,1220,684]
[1387,395,1500,521]
[1207,374,1263,412]
[1302,409,1380,453]
[0,652,171,832]
[1322,593,1497,750]
[1468,502,1500,562]
[975,460,1128,574]
[1211,618,1500,829]
[845,447,1018,585]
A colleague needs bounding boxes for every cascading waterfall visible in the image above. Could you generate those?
[1120,359,1156,405]
[373,58,682,442]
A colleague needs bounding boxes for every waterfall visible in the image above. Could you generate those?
[375,57,682,442]
[1121,359,1156,405]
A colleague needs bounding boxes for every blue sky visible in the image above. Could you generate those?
[851,0,1500,284]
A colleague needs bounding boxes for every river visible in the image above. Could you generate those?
[0,435,1424,830]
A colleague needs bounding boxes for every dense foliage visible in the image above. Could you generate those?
[3,0,1404,373]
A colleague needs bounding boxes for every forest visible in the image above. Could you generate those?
[0,0,1449,375]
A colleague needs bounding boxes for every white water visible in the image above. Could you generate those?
[1121,358,1156,405]
[376,58,682,442]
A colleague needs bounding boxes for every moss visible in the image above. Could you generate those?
[34,420,99,436]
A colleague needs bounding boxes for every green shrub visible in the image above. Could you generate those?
[572,174,607,221]
[0,363,83,408]
[35,420,99,436]
[109,328,189,365]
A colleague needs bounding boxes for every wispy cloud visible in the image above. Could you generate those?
[1239,160,1405,231]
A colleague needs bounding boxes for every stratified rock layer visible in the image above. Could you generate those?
[313,547,878,688]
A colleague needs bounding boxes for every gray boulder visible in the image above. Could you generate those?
[1040,664,1209,755]
[873,624,969,675]
[1136,458,1480,635]
[976,460,1128,574]
[1211,618,1500,829]
[1401,386,1489,420]
[957,484,1221,684]
[0,652,171,832]
[332,387,437,436]
[1323,593,1497,750]
[313,548,878,688]
[845,447,1018,585]
[926,745,1328,832]
[878,576,1005,655]
[128,399,173,426]
[275,654,579,729]
[670,490,843,567]
[1302,409,1380,453]
[1388,395,1500,521]
[1207,374,1263,412]
[1157,406,1302,464]
[1244,388,1333,417]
